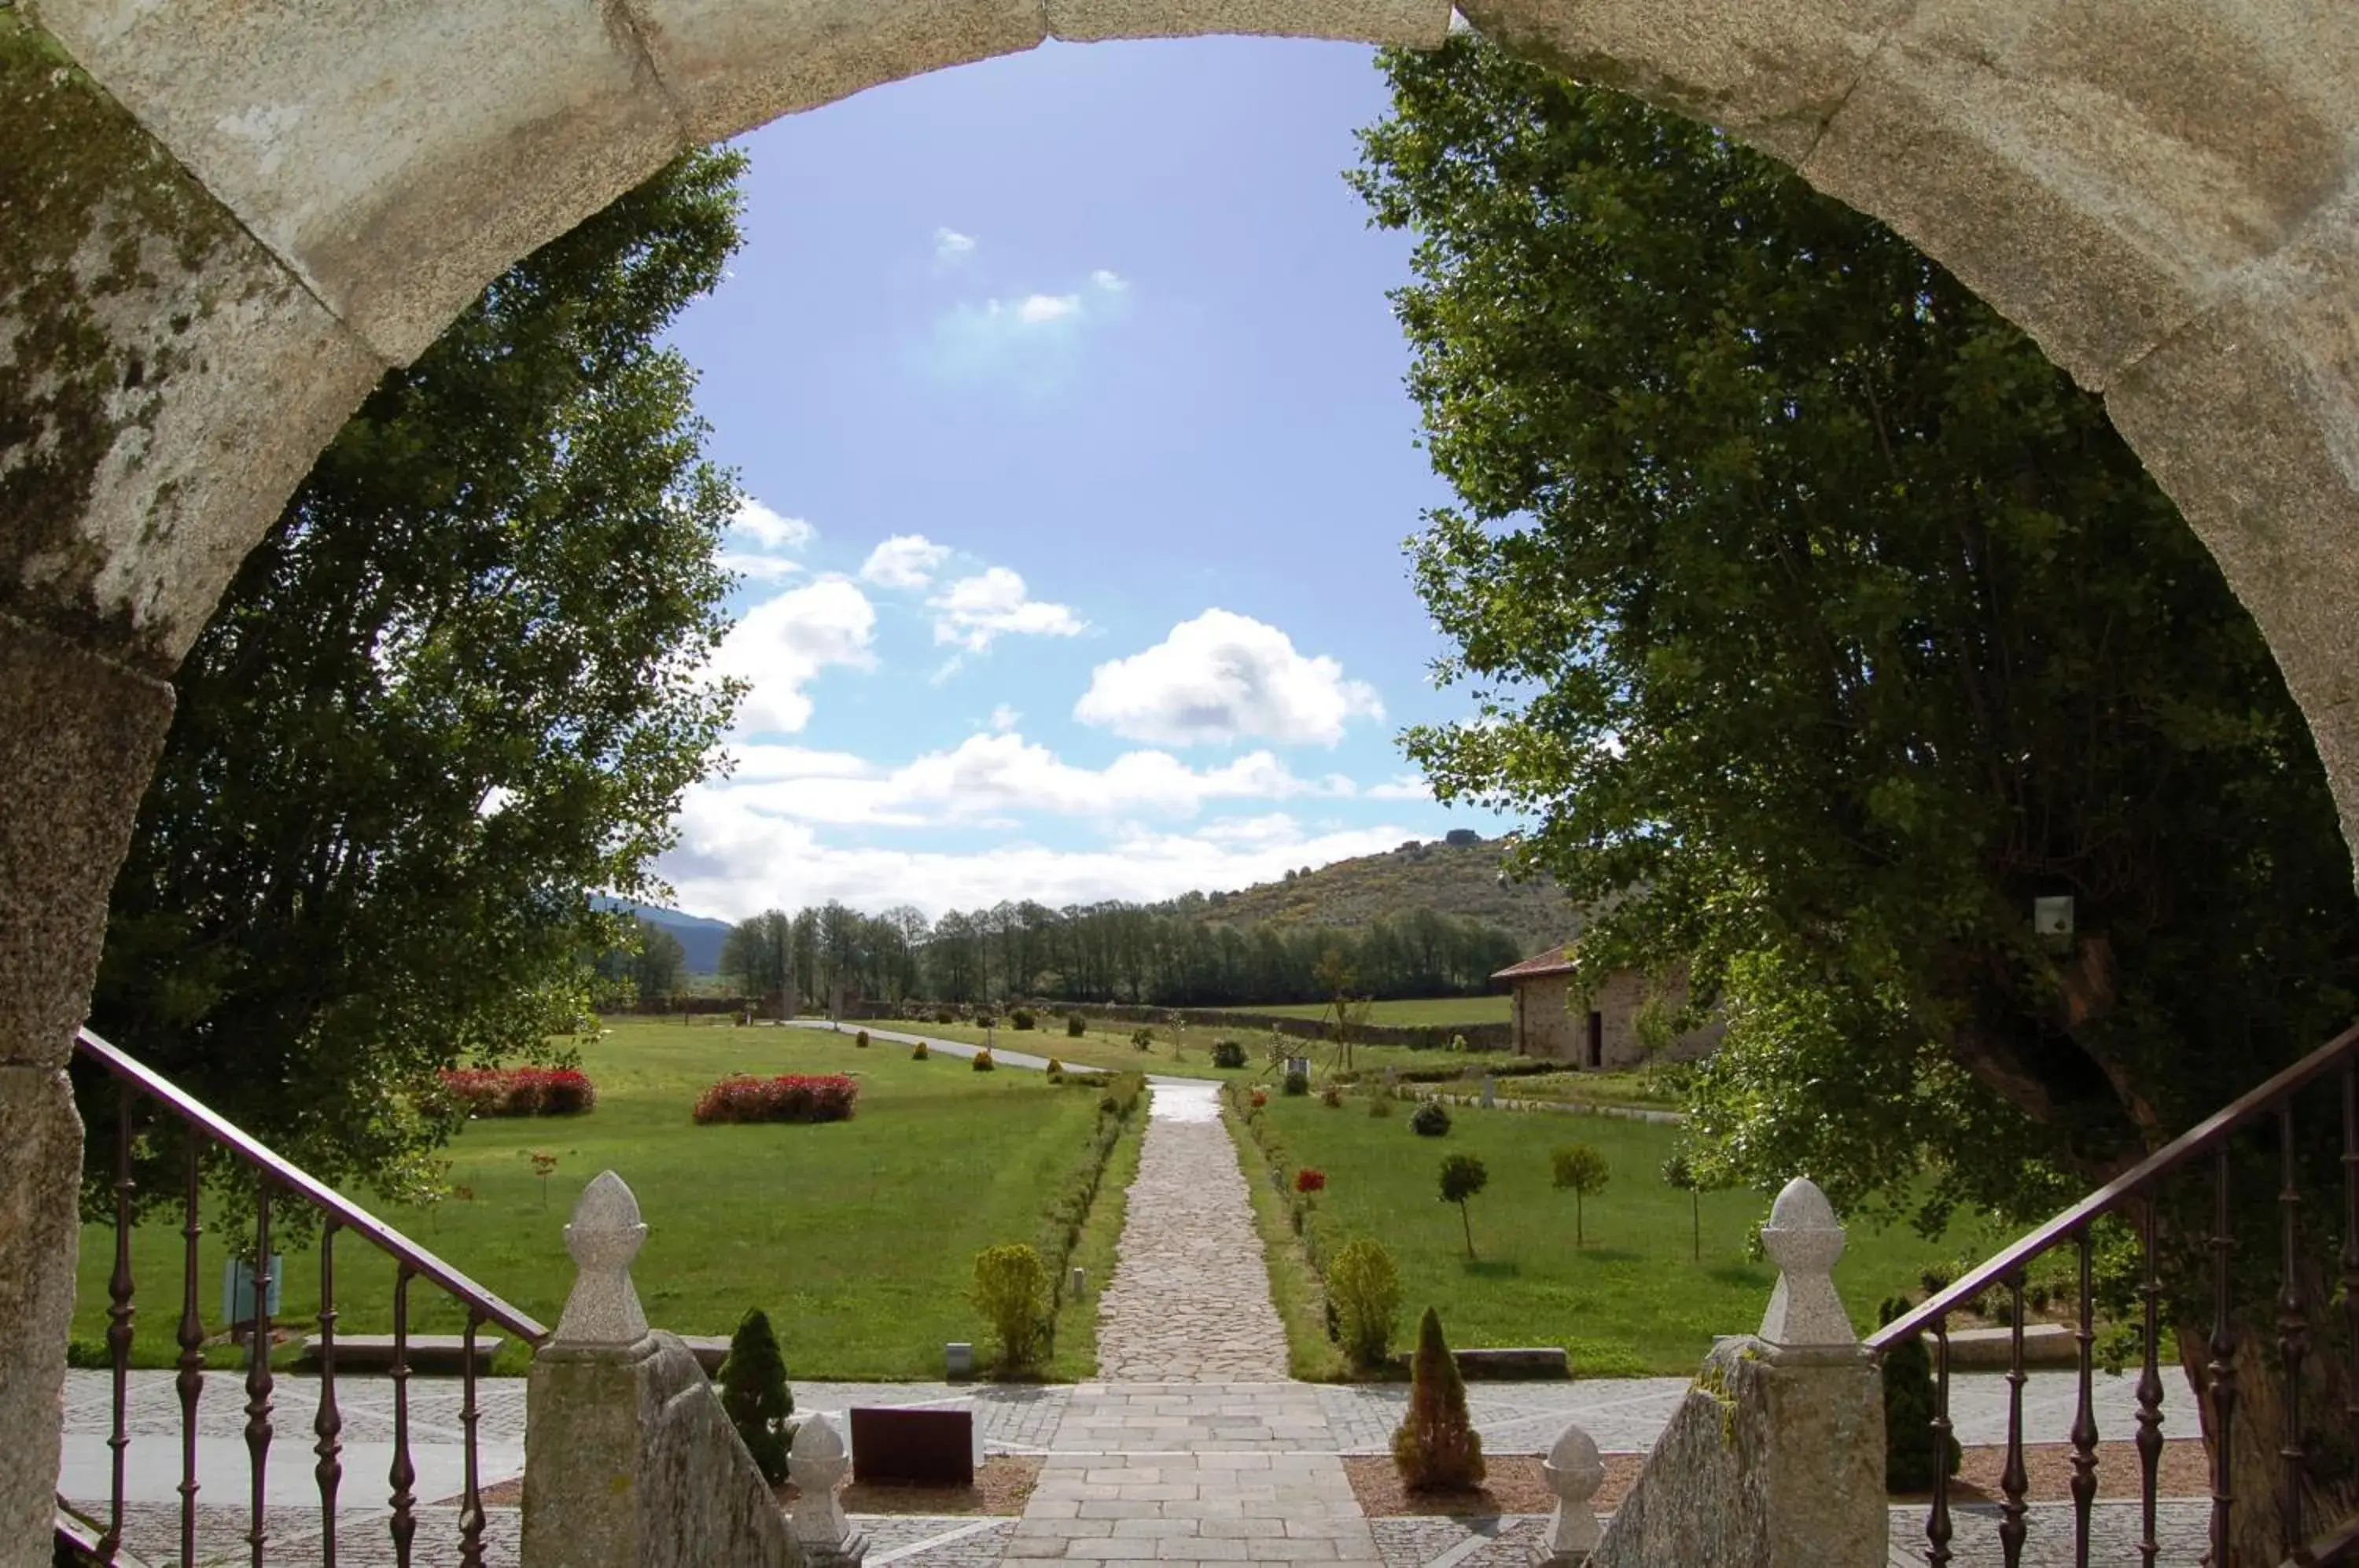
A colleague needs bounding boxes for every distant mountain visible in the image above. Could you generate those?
[1196,834,1579,958]
[600,898,733,974]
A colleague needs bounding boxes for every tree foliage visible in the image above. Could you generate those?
[86,149,747,1204]
[1550,1143,1610,1247]
[719,1306,795,1485]
[1392,1306,1485,1490]
[1351,39,2359,1232]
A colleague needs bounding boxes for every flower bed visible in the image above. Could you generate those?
[692,1073,859,1125]
[439,1067,596,1117]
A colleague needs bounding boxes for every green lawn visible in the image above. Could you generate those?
[73,1020,1132,1380]
[1213,996,1512,1027]
[1229,1089,2007,1378]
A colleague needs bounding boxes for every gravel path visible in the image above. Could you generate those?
[1092,1083,1290,1383]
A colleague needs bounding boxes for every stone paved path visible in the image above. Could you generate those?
[1095,1083,1287,1383]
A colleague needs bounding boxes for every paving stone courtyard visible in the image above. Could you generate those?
[61,1077,2214,1566]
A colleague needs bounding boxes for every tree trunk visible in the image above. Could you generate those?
[2173,1294,2357,1566]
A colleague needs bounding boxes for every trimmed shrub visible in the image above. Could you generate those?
[1327,1239,1403,1370]
[718,1307,794,1484]
[1283,1069,1311,1097]
[913,1040,930,1061]
[973,1048,995,1072]
[1046,1058,1065,1080]
[1010,1007,1036,1031]
[854,1029,870,1048]
[693,1074,859,1124]
[1879,1297,1962,1491]
[1550,1143,1611,1247]
[1066,1012,1087,1038]
[970,1244,1050,1375]
[1319,1082,1345,1108]
[438,1067,597,1117]
[1392,1308,1485,1490]
[1131,1028,1154,1051]
[1210,1039,1247,1069]
[1439,1154,1489,1259]
[973,1010,997,1030]
[1409,1101,1452,1137]
[1368,1095,1393,1118]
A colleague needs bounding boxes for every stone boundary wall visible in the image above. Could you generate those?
[845,998,1513,1053]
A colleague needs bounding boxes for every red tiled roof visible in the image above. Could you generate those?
[1492,944,1576,981]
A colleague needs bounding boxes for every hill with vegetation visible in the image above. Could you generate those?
[1194,832,1577,959]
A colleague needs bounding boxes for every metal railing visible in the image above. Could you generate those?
[1866,1019,2359,1568]
[65,1027,550,1568]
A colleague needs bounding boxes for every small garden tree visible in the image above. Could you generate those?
[1661,1152,1702,1261]
[1392,1306,1485,1490]
[970,1243,1050,1375]
[1327,1238,1403,1370]
[1551,1143,1610,1248]
[1437,1154,1488,1260]
[718,1307,794,1484]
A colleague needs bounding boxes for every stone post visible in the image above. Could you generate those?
[523,1172,797,1568]
[1590,1177,1883,1568]
[786,1414,867,1568]
[1534,1421,1604,1566]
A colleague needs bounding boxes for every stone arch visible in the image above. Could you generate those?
[2,2,2356,1559]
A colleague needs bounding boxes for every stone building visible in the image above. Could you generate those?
[1492,946,1724,1069]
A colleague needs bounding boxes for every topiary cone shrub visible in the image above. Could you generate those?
[1879,1297,1961,1492]
[912,1040,929,1061]
[1327,1238,1403,1371]
[1392,1307,1485,1491]
[718,1306,794,1485]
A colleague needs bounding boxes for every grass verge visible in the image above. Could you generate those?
[1220,1095,1345,1381]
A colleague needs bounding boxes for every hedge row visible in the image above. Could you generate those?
[1029,1071,1149,1356]
[438,1068,597,1117]
[692,1073,859,1124]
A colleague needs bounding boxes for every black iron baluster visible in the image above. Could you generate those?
[245,1183,275,1568]
[2000,1272,2030,1568]
[2342,1063,2357,1498]
[315,1220,344,1568]
[104,1095,135,1559]
[459,1310,485,1568]
[177,1136,205,1568]
[2136,1192,2165,1568]
[389,1264,417,1568]
[1928,1315,1953,1568]
[2070,1229,2098,1567]
[2276,1101,2307,1555]
[2209,1146,2239,1568]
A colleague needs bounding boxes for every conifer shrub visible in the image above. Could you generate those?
[1046,1058,1065,1080]
[1283,1069,1311,1096]
[970,1243,1050,1374]
[912,1040,930,1061]
[1878,1297,1962,1491]
[718,1307,794,1484]
[1392,1307,1485,1490]
[973,1047,995,1071]
[854,1029,870,1048]
[1210,1039,1247,1069]
[1066,1012,1087,1037]
[1327,1239,1403,1370]
[1010,1007,1036,1030]
[1409,1100,1452,1136]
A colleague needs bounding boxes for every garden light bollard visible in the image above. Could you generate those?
[788,1413,869,1568]
[1535,1420,1604,1566]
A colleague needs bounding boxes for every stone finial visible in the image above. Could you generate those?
[552,1171,650,1347]
[1757,1176,1856,1353]
[1536,1420,1604,1564]
[788,1414,867,1567]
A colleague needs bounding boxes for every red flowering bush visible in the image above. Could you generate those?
[1294,1168,1327,1194]
[439,1067,597,1117]
[692,1073,859,1125]
[1249,1089,1268,1110]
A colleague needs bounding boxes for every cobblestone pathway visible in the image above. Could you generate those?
[1093,1082,1288,1382]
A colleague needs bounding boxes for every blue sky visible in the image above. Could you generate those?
[654,35,1513,922]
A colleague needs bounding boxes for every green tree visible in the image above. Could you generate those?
[85,149,748,1205]
[1437,1153,1488,1260]
[1550,1143,1610,1249]
[722,909,797,1017]
[1352,41,2359,1549]
[1660,1153,1705,1263]
[632,921,688,1010]
[718,1306,795,1485]
[1391,1306,1485,1491]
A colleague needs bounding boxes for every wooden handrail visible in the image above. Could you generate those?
[1868,1016,2359,1351]
[75,1026,550,1345]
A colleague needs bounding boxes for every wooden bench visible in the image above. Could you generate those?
[1454,1346,1571,1379]
[299,1334,502,1375]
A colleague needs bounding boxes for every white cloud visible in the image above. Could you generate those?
[934,227,976,261]
[719,553,806,583]
[659,796,1415,922]
[990,704,1021,733]
[1018,293,1080,323]
[1091,270,1127,293]
[1073,609,1384,748]
[1366,773,1432,802]
[708,577,876,734]
[730,497,815,552]
[859,533,952,591]
[929,566,1087,653]
[920,268,1132,389]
